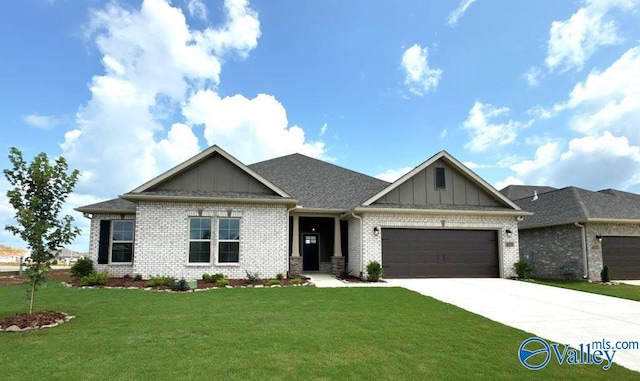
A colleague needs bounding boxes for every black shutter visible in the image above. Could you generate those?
[98,220,111,264]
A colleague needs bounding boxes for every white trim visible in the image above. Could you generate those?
[215,217,241,265]
[361,150,523,211]
[128,145,291,198]
[187,216,213,265]
[109,220,135,265]
[120,193,296,205]
[354,206,531,217]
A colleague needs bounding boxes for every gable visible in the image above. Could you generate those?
[372,158,501,207]
[150,153,275,195]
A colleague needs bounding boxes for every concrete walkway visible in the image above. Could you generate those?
[305,273,394,288]
[387,278,640,372]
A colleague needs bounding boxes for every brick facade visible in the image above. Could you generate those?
[89,201,289,280]
[350,212,520,278]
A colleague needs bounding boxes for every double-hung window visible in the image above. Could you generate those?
[218,218,240,263]
[111,220,134,263]
[189,218,212,263]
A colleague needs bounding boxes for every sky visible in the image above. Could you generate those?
[1,0,640,252]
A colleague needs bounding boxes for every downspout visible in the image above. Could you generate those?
[350,211,364,279]
[574,222,589,279]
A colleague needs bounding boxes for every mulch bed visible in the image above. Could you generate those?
[0,311,72,331]
[337,275,385,283]
[65,276,310,290]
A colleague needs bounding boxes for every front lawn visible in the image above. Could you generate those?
[533,279,640,302]
[0,283,637,380]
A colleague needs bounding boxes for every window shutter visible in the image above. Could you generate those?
[98,220,111,264]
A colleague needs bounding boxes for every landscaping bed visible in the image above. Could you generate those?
[65,275,310,290]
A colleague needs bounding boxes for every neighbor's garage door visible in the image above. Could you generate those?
[602,236,640,280]
[382,229,498,278]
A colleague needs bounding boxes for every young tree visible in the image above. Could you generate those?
[4,147,80,313]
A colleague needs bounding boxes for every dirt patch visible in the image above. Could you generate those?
[338,275,385,284]
[0,269,71,287]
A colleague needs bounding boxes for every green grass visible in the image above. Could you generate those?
[533,279,640,302]
[0,283,637,380]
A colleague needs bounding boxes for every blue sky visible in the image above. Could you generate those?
[2,0,640,251]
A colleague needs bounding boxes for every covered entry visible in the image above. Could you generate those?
[382,228,499,278]
[602,236,640,280]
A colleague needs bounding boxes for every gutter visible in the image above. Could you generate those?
[574,222,589,279]
[350,211,364,279]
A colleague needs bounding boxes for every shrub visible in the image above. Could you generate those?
[245,271,261,284]
[276,273,284,281]
[133,274,143,281]
[71,257,95,279]
[146,275,175,288]
[123,274,131,279]
[290,277,302,285]
[202,273,212,282]
[171,278,190,291]
[80,271,108,286]
[338,268,351,279]
[601,265,611,283]
[268,279,281,286]
[513,260,533,279]
[216,278,230,287]
[366,261,383,282]
[212,273,225,283]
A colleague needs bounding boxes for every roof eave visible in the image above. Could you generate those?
[519,217,640,230]
[120,193,298,205]
[353,206,532,217]
[74,207,136,215]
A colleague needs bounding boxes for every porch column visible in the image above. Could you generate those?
[289,214,302,276]
[331,216,345,276]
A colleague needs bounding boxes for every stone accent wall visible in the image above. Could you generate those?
[585,223,640,280]
[89,202,288,279]
[331,256,345,276]
[519,224,584,279]
[359,213,520,278]
[347,218,362,276]
[88,213,136,277]
[289,256,302,277]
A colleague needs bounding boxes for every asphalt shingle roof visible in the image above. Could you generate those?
[499,185,557,200]
[75,198,136,213]
[135,190,290,200]
[511,186,640,229]
[249,153,390,210]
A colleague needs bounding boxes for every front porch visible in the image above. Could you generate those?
[288,215,348,276]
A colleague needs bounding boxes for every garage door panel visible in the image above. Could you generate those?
[602,236,640,280]
[382,228,498,278]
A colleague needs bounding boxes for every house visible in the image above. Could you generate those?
[75,145,529,280]
[501,185,640,280]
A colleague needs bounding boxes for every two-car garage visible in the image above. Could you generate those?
[601,236,640,280]
[381,228,499,278]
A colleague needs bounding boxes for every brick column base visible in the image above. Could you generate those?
[331,256,345,276]
[289,256,303,277]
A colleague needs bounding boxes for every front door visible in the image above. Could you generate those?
[303,234,320,271]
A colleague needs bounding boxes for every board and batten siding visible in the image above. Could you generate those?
[152,153,274,194]
[374,159,500,207]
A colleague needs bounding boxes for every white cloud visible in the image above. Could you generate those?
[462,101,531,152]
[494,176,524,192]
[183,90,325,163]
[447,0,477,27]
[320,122,328,136]
[401,44,442,96]
[186,0,207,20]
[439,128,447,138]
[524,66,542,87]
[23,113,59,130]
[375,167,413,182]
[501,133,640,191]
[545,0,635,72]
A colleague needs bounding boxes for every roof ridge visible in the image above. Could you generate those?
[569,187,590,219]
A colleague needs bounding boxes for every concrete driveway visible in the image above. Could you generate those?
[387,278,640,372]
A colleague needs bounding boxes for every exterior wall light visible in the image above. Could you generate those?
[596,234,602,242]
[373,226,380,236]
[505,229,512,238]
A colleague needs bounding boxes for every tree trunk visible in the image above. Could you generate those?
[29,279,36,313]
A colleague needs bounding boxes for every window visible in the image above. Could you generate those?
[218,218,240,263]
[111,220,134,263]
[304,236,317,244]
[435,167,446,190]
[189,218,211,263]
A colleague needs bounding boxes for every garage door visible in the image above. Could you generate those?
[382,229,498,278]
[602,236,640,280]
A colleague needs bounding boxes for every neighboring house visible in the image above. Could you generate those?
[54,248,87,264]
[0,245,27,263]
[76,145,528,280]
[501,185,640,280]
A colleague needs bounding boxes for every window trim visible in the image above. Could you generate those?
[188,217,213,264]
[435,167,446,190]
[110,220,135,265]
[216,217,240,265]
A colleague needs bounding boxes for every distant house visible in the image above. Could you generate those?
[54,248,86,264]
[502,185,640,280]
[76,145,528,280]
[0,245,27,263]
